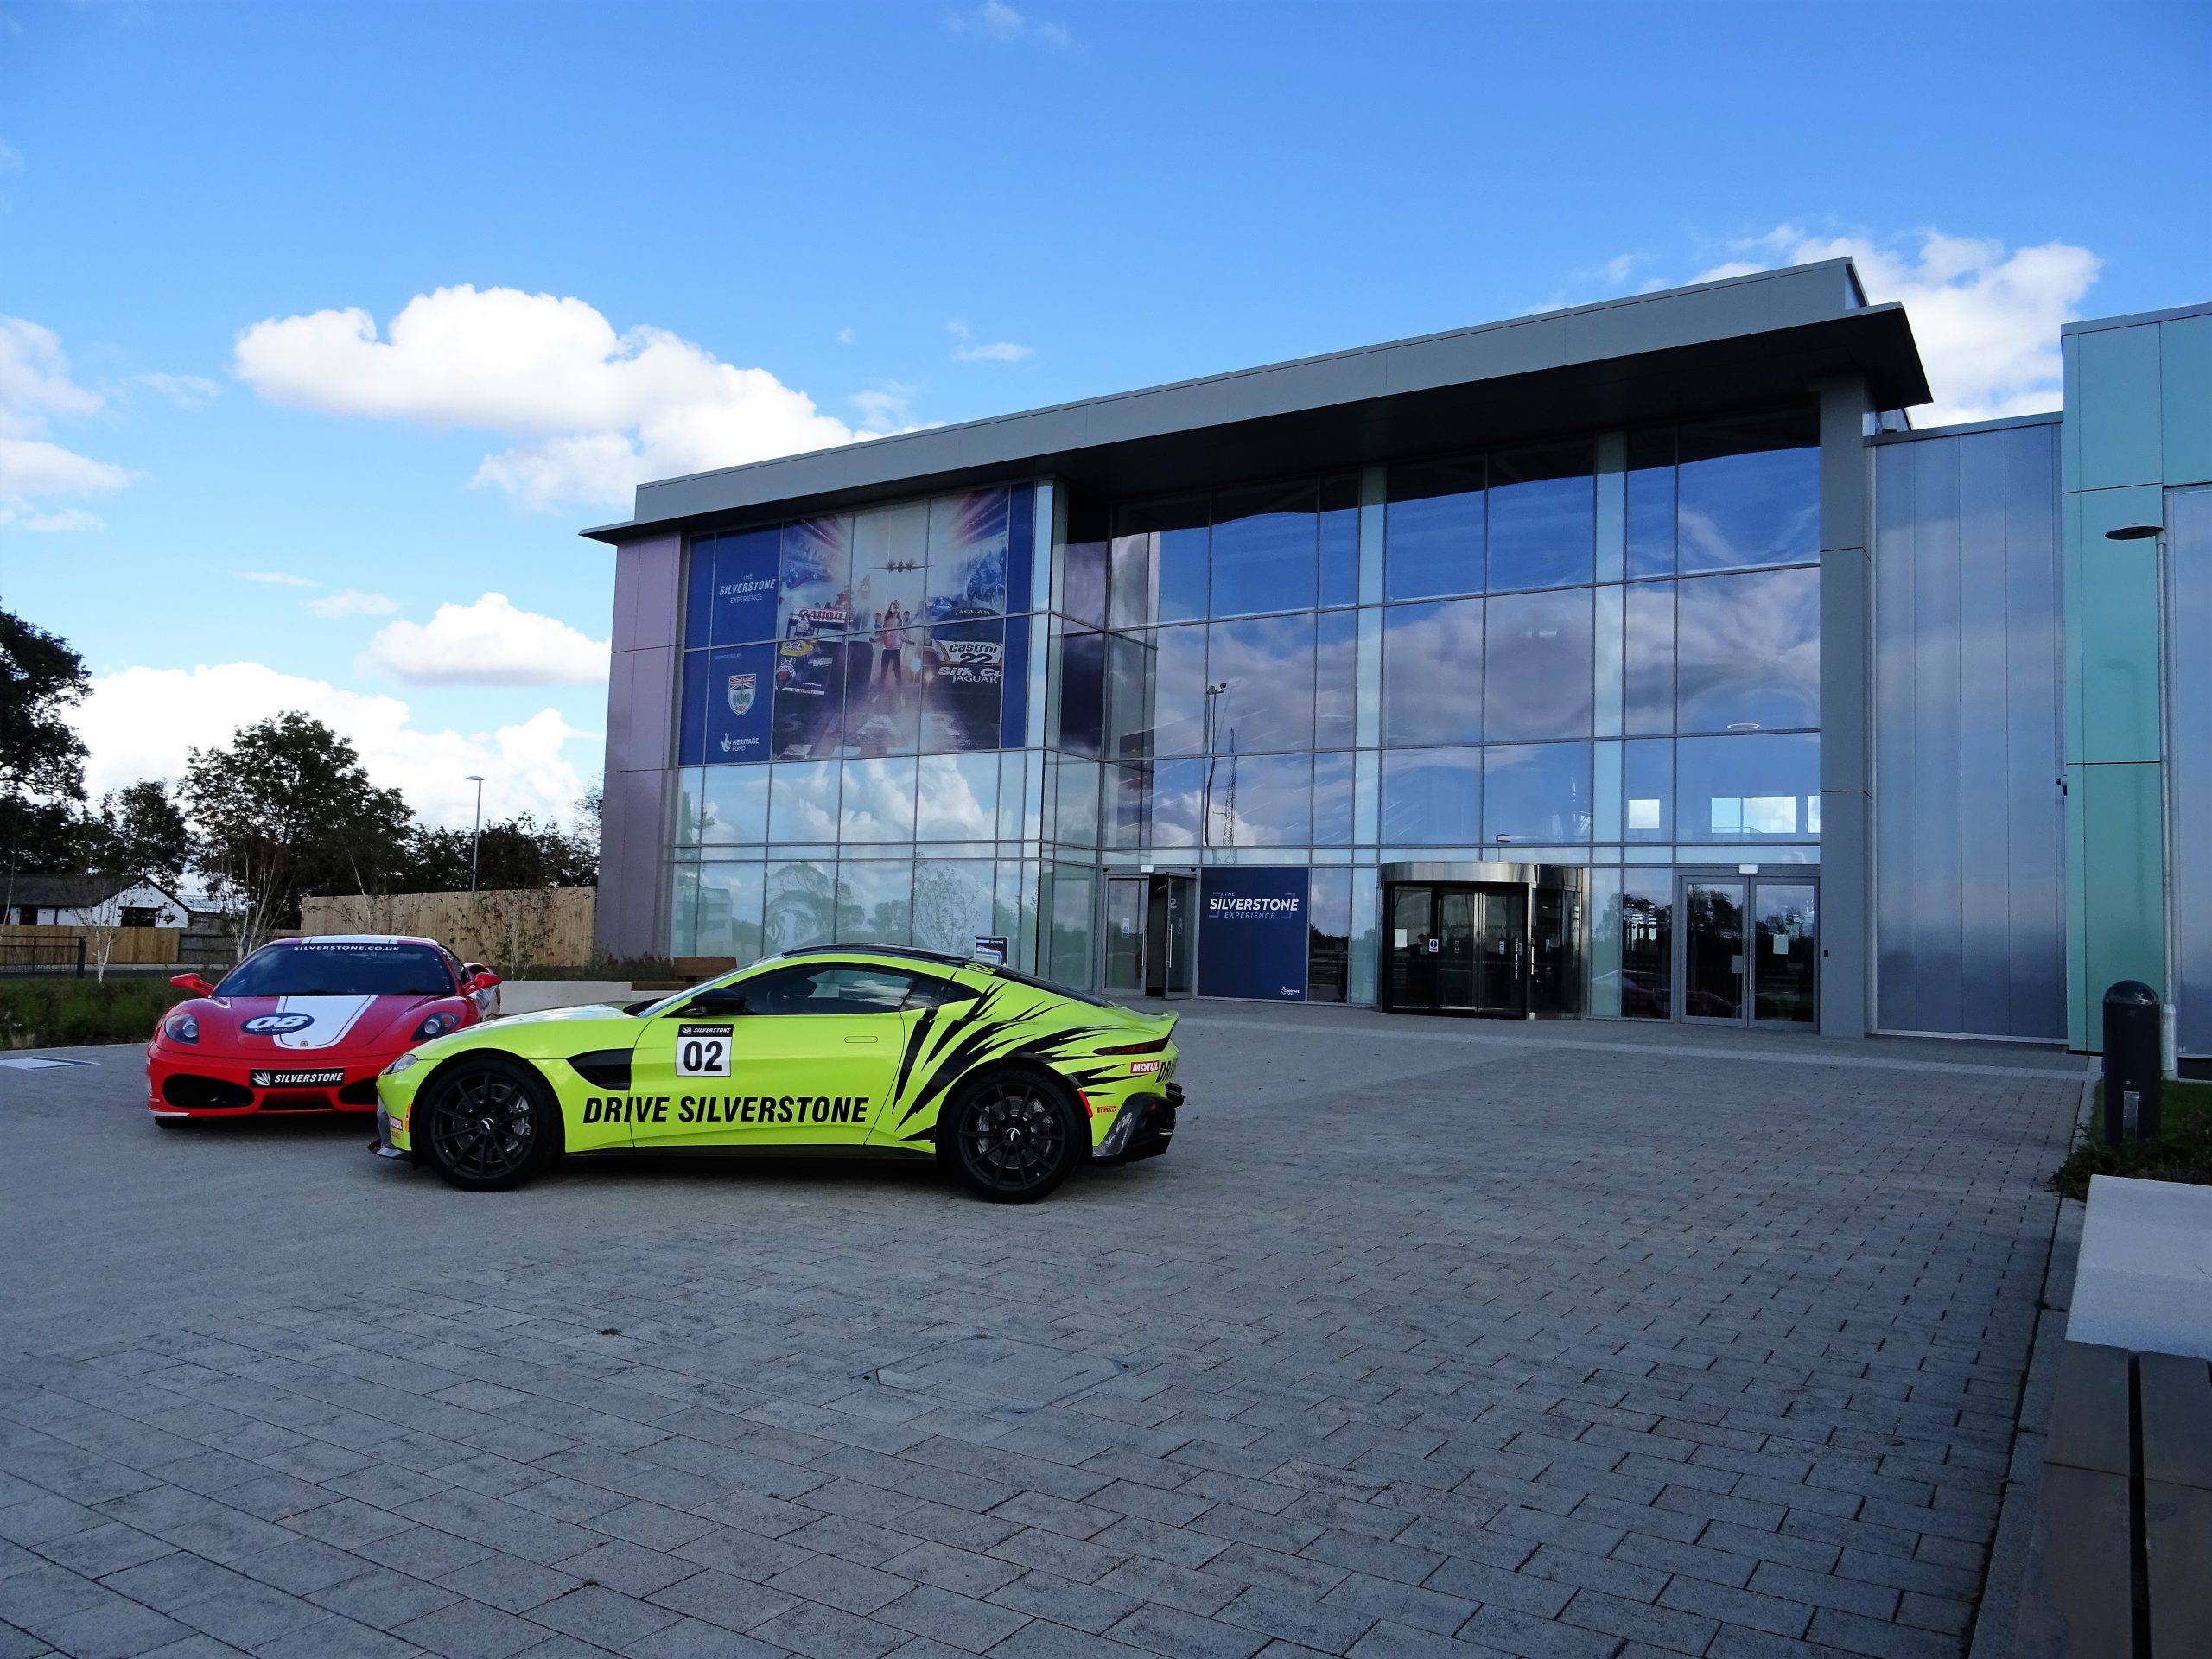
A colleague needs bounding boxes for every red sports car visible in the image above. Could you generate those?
[147,935,499,1122]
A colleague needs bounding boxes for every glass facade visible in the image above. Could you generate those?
[661,408,1821,1020]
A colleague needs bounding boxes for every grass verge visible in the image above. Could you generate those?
[0,977,194,1049]
[2050,1078,2212,1198]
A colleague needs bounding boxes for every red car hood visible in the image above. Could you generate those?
[185,993,461,1059]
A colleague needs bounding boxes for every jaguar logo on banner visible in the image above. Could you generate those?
[727,673,756,717]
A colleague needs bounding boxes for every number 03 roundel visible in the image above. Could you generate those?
[676,1023,732,1077]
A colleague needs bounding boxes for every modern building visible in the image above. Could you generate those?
[584,264,2211,1057]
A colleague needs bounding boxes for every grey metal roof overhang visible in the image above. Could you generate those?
[582,262,1928,546]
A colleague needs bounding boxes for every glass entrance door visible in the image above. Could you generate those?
[1678,874,1816,1027]
[1386,883,1526,1015]
[1387,885,1435,1011]
[1160,875,1196,998]
[1103,878,1146,995]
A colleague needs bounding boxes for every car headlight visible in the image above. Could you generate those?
[162,1014,199,1043]
[412,1012,461,1042]
[382,1052,421,1077]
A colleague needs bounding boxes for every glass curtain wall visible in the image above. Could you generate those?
[669,485,1044,972]
[1065,410,1818,1012]
[664,410,1820,1014]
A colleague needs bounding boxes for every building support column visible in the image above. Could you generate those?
[1815,377,1874,1039]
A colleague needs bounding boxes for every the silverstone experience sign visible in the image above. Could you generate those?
[1197,867,1307,1001]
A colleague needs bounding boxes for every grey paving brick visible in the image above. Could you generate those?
[29,1591,193,1659]
[552,1535,702,1597]
[876,1582,1030,1651]
[627,1612,790,1657]
[647,1565,798,1631]
[881,1541,1026,1599]
[986,1567,1145,1634]
[747,1597,909,1658]
[168,1578,330,1648]
[764,1553,914,1616]
[1558,1585,1723,1655]
[32,1521,172,1579]
[531,1580,688,1646]
[252,1612,425,1658]
[390,1594,550,1658]
[1804,1605,1963,1657]
[1748,1561,1901,1621]
[1217,1583,1378,1654]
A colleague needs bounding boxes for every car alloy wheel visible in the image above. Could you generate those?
[425,1065,543,1189]
[952,1075,1075,1201]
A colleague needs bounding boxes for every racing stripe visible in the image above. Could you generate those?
[271,995,378,1050]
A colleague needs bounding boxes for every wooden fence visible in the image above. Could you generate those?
[299,888,597,971]
[0,923,181,966]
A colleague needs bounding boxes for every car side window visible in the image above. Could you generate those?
[902,973,978,1010]
[736,965,921,1015]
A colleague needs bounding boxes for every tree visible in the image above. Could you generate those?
[0,601,92,910]
[73,780,192,982]
[391,812,596,893]
[85,780,190,893]
[182,714,412,958]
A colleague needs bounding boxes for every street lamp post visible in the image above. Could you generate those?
[466,775,486,893]
[2104,522,2177,1077]
[1200,683,1229,848]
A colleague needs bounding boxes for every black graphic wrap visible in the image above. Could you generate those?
[884,982,1128,1146]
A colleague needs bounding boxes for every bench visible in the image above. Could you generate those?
[2016,1342,2212,1656]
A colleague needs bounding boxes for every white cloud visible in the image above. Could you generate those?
[0,316,130,523]
[135,371,222,409]
[947,319,1033,364]
[233,284,860,511]
[307,588,397,618]
[0,141,21,174]
[1691,226,2101,424]
[18,507,100,532]
[357,592,609,687]
[943,0,1081,53]
[836,327,856,346]
[850,383,920,433]
[73,660,594,830]
[241,569,316,587]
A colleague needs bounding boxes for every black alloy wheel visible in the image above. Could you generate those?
[423,1063,554,1192]
[944,1072,1079,1203]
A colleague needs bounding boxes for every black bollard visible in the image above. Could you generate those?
[2101,980,2163,1144]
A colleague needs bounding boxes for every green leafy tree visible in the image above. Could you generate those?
[0,601,92,909]
[181,714,412,957]
[393,812,597,893]
[83,780,191,893]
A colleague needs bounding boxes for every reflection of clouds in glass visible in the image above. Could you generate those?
[1313,753,1352,844]
[1624,582,1675,734]
[839,759,917,842]
[1204,754,1311,847]
[1678,448,1819,571]
[1153,759,1202,846]
[769,762,840,841]
[702,766,769,843]
[836,861,912,944]
[1676,733,1819,841]
[1055,757,1099,845]
[912,861,995,955]
[916,754,998,840]
[696,864,766,958]
[1483,744,1592,842]
[1383,599,1483,745]
[1380,747,1480,843]
[1676,569,1820,731]
[1484,588,1592,741]
[1145,626,1208,757]
[1207,615,1313,753]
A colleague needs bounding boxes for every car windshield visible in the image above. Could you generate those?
[217,942,453,998]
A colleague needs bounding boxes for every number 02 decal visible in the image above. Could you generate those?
[676,1022,733,1077]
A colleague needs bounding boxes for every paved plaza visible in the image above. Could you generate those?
[0,1004,2084,1659]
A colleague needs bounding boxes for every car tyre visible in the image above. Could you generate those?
[940,1068,1083,1203]
[420,1058,558,1192]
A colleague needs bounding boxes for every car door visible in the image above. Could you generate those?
[626,963,918,1149]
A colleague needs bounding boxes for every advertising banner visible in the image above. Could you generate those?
[927,489,1010,620]
[710,529,779,645]
[1197,866,1308,1001]
[703,641,775,764]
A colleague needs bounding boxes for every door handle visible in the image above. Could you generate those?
[844,1035,878,1045]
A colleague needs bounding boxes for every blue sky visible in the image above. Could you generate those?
[3,0,2206,828]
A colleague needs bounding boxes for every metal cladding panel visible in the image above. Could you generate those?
[2163,315,2212,486]
[1872,422,2064,1039]
[2073,323,2165,492]
[592,264,1925,542]
[2173,486,2212,1056]
[626,647,676,779]
[595,768,668,962]
[632,537,682,651]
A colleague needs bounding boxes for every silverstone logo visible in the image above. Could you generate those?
[581,1094,873,1127]
[243,1014,314,1034]
[1207,894,1300,916]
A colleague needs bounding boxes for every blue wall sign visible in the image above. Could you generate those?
[1198,867,1308,1001]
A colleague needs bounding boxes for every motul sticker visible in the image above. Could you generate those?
[1128,1059,1162,1075]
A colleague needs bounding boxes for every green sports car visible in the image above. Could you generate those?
[372,946,1179,1201]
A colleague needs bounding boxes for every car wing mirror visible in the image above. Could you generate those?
[464,971,502,993]
[683,987,748,1016]
[170,973,214,996]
